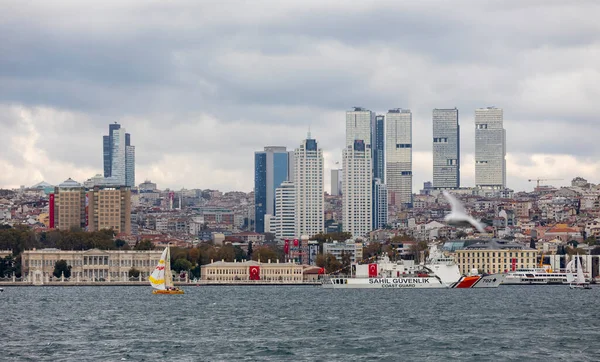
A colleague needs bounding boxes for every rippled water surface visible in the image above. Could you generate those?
[1,285,599,361]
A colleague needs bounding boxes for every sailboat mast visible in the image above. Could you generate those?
[165,246,173,288]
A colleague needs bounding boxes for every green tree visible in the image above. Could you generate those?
[409,241,429,263]
[217,244,236,262]
[252,246,279,263]
[128,267,140,278]
[247,241,253,258]
[190,264,201,279]
[134,239,154,250]
[172,258,193,273]
[53,260,71,278]
[341,251,351,273]
[585,237,597,246]
[115,239,127,249]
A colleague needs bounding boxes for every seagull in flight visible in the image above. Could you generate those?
[442,191,486,233]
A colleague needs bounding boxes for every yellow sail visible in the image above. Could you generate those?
[149,247,168,290]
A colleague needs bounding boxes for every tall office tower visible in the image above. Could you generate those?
[87,186,132,234]
[125,138,135,188]
[294,135,324,238]
[103,123,134,187]
[346,107,374,147]
[372,178,388,230]
[254,146,291,233]
[331,169,343,196]
[342,140,372,238]
[49,178,86,230]
[432,108,460,189]
[385,108,413,206]
[272,181,296,239]
[475,107,506,189]
[372,115,385,181]
[103,123,121,177]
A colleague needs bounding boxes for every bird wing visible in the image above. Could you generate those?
[442,191,466,214]
[467,216,486,233]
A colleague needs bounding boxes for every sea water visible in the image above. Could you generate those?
[1,285,599,361]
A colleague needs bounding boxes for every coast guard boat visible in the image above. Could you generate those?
[322,245,503,289]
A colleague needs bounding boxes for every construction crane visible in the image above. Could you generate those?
[528,178,563,189]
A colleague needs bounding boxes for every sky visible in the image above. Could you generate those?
[1,0,600,193]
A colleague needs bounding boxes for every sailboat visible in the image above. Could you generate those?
[150,246,184,294]
[568,255,591,290]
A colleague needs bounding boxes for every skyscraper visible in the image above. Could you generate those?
[254,146,291,233]
[475,107,506,188]
[103,123,135,187]
[294,135,324,238]
[372,178,388,230]
[272,181,296,240]
[342,140,372,238]
[385,108,412,206]
[331,169,343,196]
[432,108,460,189]
[346,107,374,147]
[372,115,385,181]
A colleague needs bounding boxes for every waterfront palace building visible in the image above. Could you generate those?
[201,259,306,283]
[21,248,163,282]
[454,239,537,275]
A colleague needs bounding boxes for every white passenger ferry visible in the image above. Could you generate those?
[322,246,503,289]
[503,267,590,285]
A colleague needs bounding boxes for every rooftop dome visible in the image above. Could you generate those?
[58,178,82,188]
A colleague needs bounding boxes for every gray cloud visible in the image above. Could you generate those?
[1,0,599,192]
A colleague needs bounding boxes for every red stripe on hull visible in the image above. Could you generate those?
[454,276,481,288]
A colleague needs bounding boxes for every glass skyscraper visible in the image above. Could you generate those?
[103,123,135,187]
[432,108,460,189]
[372,115,385,181]
[254,146,292,233]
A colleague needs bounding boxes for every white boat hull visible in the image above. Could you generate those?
[322,274,504,289]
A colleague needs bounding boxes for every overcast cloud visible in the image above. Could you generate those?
[1,0,600,193]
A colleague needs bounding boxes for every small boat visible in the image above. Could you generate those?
[150,246,184,295]
[0,288,3,292]
[568,255,591,290]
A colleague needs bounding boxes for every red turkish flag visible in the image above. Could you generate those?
[368,263,378,277]
[293,239,299,247]
[511,258,517,271]
[284,240,290,254]
[318,267,325,275]
[249,266,260,280]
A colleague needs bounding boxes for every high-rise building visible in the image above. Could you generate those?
[103,123,135,187]
[49,178,86,230]
[331,169,343,196]
[103,123,121,178]
[294,135,324,238]
[372,178,388,230]
[342,140,372,238]
[346,107,374,147]
[87,186,132,234]
[385,108,413,206]
[254,146,292,233]
[372,115,385,181]
[475,107,506,189]
[432,108,460,189]
[271,181,296,240]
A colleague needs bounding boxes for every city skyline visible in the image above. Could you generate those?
[1,2,599,193]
